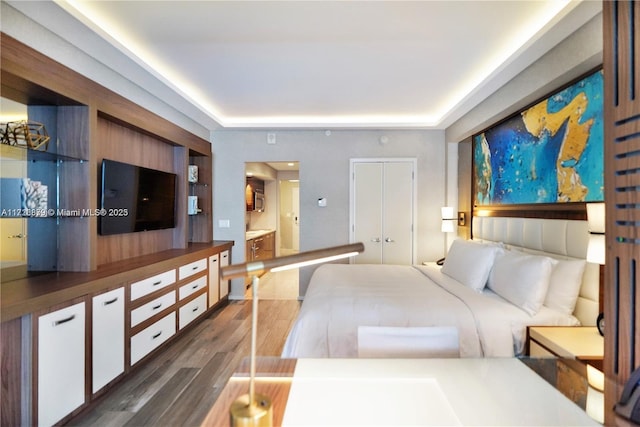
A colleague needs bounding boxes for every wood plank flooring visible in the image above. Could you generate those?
[68,298,300,426]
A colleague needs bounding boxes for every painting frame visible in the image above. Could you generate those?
[472,67,604,209]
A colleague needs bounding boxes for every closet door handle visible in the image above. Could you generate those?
[371,238,381,243]
[385,237,395,243]
[103,297,118,306]
[53,314,76,326]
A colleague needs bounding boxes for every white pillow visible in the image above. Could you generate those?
[544,259,586,315]
[488,250,554,316]
[441,240,501,292]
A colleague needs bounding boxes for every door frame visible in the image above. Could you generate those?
[349,158,417,264]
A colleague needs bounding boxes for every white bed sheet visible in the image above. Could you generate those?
[281,264,579,358]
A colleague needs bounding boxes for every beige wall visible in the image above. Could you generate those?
[212,129,447,298]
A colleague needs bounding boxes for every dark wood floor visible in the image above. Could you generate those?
[68,299,300,426]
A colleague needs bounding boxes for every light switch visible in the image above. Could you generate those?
[317,198,327,207]
[218,219,230,228]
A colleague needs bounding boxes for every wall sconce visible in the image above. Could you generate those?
[221,242,364,426]
[457,212,466,226]
[441,206,456,233]
[586,203,605,265]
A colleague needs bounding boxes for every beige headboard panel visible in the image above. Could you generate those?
[472,216,599,326]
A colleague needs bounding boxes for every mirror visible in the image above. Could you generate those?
[1,97,30,281]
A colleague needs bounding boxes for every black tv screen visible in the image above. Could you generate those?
[99,159,177,235]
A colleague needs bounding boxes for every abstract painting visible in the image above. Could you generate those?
[474,70,603,206]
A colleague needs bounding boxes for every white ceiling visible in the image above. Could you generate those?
[19,1,601,130]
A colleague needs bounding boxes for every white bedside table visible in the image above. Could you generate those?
[527,326,604,370]
[526,326,605,423]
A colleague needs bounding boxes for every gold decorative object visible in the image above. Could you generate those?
[0,120,51,151]
[221,242,364,427]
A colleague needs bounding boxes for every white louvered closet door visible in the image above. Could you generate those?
[351,160,415,264]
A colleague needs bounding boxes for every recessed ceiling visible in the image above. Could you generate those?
[41,1,600,129]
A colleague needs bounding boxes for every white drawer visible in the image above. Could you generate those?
[178,275,207,301]
[130,312,176,365]
[178,258,207,280]
[178,293,207,329]
[130,270,176,301]
[131,291,176,327]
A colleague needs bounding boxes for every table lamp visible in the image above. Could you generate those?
[220,242,364,427]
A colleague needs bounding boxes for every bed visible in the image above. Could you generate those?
[281,216,600,358]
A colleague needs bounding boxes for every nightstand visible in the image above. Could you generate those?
[527,326,604,371]
[525,326,605,423]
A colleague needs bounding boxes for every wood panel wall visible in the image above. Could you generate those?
[96,117,184,265]
[603,1,640,425]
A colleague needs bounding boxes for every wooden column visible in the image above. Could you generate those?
[603,1,640,425]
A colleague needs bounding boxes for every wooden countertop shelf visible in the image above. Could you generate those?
[1,241,233,322]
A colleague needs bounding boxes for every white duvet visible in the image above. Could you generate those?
[281,264,579,358]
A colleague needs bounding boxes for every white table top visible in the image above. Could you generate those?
[282,358,599,426]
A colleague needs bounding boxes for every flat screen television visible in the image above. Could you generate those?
[99,159,177,235]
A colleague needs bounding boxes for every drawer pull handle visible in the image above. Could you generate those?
[53,314,76,326]
[152,331,162,339]
[103,297,118,306]
[192,266,198,271]
[152,304,162,310]
[153,280,162,286]
[192,284,198,289]
[192,306,199,313]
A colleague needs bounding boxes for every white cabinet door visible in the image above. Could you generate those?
[38,302,85,426]
[351,160,415,265]
[92,288,124,394]
[219,250,229,298]
[208,254,220,307]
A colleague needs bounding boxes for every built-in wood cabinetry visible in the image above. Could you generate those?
[0,34,230,426]
[16,243,232,426]
[246,231,275,262]
[245,232,275,286]
[1,33,213,273]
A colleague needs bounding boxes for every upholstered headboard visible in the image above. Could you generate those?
[472,216,599,326]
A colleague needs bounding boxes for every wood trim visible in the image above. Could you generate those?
[603,1,640,425]
[0,33,210,154]
[473,203,587,220]
[0,318,22,426]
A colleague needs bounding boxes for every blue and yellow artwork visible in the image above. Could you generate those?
[474,70,603,205]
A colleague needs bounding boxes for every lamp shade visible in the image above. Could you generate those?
[441,219,455,233]
[587,234,606,265]
[587,203,605,234]
[441,206,455,220]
